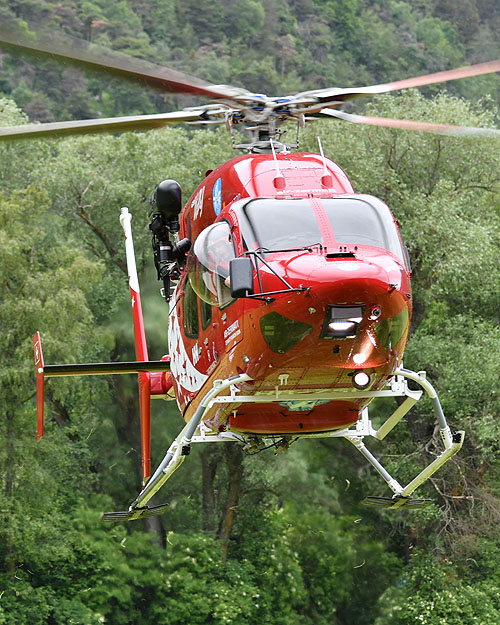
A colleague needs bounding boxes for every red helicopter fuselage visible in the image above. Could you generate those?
[167,151,412,435]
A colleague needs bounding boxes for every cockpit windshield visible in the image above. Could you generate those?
[322,197,403,257]
[240,199,322,251]
[237,196,405,262]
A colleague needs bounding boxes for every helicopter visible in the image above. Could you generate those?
[2,21,500,521]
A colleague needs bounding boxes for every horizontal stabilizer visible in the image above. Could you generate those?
[362,495,432,509]
[101,502,169,522]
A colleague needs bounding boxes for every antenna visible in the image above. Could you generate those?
[270,138,286,190]
[317,136,327,174]
[270,138,281,175]
[317,136,334,188]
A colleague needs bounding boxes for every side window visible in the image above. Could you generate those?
[200,297,212,330]
[192,222,236,309]
[183,274,199,339]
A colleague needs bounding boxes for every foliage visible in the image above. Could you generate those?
[300,89,500,619]
[375,551,500,625]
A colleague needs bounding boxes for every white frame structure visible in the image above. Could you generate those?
[104,367,464,520]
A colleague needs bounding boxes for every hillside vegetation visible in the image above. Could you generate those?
[1,0,500,120]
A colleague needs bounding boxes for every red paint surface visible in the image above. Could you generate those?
[33,332,45,440]
[129,287,151,481]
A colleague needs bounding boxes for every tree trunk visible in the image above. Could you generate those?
[201,446,219,533]
[5,409,15,573]
[144,515,165,548]
[114,373,165,547]
[218,444,244,562]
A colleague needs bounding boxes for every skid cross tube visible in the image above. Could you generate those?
[196,367,463,503]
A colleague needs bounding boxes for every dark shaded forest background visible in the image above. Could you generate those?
[0,0,499,623]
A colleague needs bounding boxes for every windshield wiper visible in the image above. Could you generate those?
[240,249,313,302]
[253,242,323,255]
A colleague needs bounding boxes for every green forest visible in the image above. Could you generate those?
[1,1,500,623]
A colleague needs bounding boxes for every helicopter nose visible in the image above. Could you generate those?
[308,257,395,301]
[308,258,410,347]
[251,252,410,373]
[259,251,408,327]
[260,251,405,304]
[307,257,410,356]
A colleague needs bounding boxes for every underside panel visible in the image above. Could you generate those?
[228,400,358,433]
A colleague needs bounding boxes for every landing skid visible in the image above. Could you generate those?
[106,367,464,521]
[102,502,169,522]
[199,366,464,505]
[362,496,432,509]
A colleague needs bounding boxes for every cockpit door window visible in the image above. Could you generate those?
[188,221,236,309]
[182,274,199,339]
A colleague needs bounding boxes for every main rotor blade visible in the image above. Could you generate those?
[320,109,500,138]
[296,59,500,110]
[0,109,221,141]
[0,21,255,104]
[372,59,500,94]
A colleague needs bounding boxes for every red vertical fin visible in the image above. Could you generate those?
[132,276,151,484]
[33,332,45,440]
[120,208,151,484]
[138,371,151,485]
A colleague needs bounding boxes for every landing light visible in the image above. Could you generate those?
[352,370,371,390]
[328,321,358,333]
[352,352,367,365]
[321,306,364,339]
